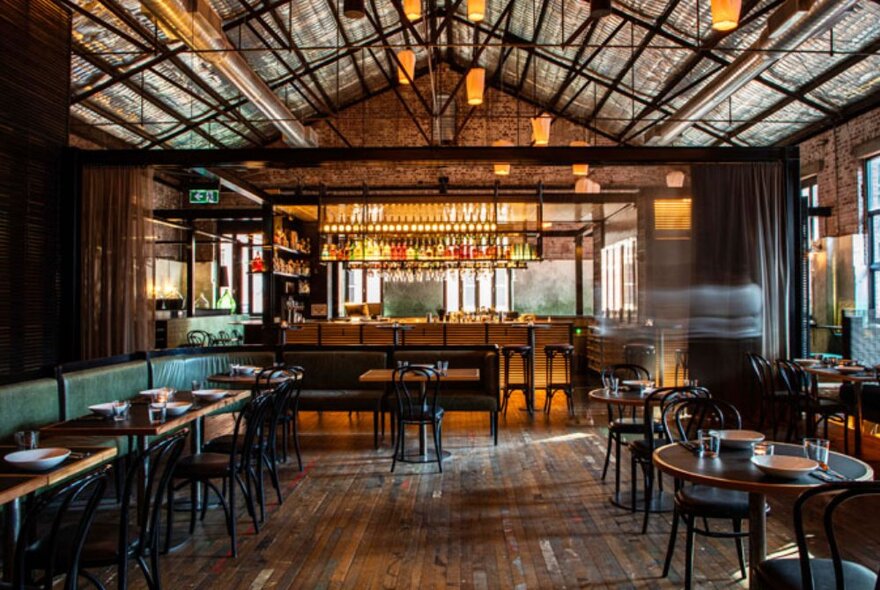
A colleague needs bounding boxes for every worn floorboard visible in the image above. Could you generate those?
[96,386,879,589]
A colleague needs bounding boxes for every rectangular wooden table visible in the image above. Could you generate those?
[0,444,116,580]
[360,368,481,462]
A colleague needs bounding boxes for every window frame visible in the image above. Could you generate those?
[867,155,880,319]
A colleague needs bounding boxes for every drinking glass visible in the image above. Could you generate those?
[112,400,130,422]
[148,403,166,424]
[396,360,409,369]
[609,376,620,395]
[14,431,39,451]
[696,430,720,458]
[753,442,774,457]
[804,438,830,465]
[436,360,449,376]
[191,380,203,393]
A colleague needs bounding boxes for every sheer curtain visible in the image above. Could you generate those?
[688,163,791,413]
[81,167,154,359]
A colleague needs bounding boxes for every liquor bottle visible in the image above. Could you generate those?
[405,240,415,260]
[382,240,392,260]
[321,242,330,261]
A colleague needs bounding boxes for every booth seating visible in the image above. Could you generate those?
[149,350,276,392]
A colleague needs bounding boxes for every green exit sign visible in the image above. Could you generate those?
[189,189,219,204]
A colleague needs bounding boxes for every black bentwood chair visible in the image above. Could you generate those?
[757,481,880,590]
[777,359,851,453]
[2,467,109,590]
[628,386,709,534]
[598,364,653,494]
[167,392,274,558]
[391,365,444,473]
[661,398,752,590]
[79,430,187,590]
[747,352,789,439]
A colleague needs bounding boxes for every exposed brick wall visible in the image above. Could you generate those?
[800,105,880,238]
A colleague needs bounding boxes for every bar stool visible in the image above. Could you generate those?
[544,343,575,416]
[501,345,533,416]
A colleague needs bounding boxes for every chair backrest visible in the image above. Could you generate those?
[259,366,304,442]
[229,391,275,472]
[776,359,815,402]
[121,429,188,559]
[747,352,775,398]
[661,397,742,443]
[600,364,651,386]
[640,386,711,446]
[392,365,442,421]
[791,481,880,590]
[186,330,213,346]
[14,467,109,590]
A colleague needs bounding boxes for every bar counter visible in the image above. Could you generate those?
[285,320,574,391]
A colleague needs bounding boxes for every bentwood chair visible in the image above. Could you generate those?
[777,359,851,453]
[757,481,880,589]
[747,352,788,439]
[2,467,109,590]
[391,365,444,473]
[598,364,653,495]
[661,398,751,589]
[167,392,274,558]
[79,431,187,590]
[628,386,709,534]
[185,330,214,347]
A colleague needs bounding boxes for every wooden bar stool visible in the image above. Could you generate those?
[544,343,575,416]
[501,345,534,416]
[674,349,689,385]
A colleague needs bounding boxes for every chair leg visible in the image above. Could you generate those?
[164,484,174,554]
[188,482,197,535]
[733,519,747,580]
[601,432,613,480]
[662,508,680,578]
[227,476,237,558]
[684,515,695,590]
[391,420,401,472]
[630,455,637,513]
[292,412,303,472]
[432,421,442,473]
[641,464,653,534]
[614,436,622,497]
[843,412,850,455]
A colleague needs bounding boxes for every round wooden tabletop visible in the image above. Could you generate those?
[653,442,874,495]
[802,365,878,383]
[588,387,652,407]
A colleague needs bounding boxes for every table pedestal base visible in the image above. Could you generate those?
[609,489,674,513]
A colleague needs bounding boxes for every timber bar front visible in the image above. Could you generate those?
[4,0,880,588]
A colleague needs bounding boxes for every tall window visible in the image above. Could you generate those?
[802,176,820,244]
[867,156,880,318]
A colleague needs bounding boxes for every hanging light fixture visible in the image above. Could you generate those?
[467,0,485,21]
[403,0,421,20]
[666,170,686,188]
[711,0,741,31]
[570,140,589,176]
[397,49,416,84]
[343,0,365,19]
[493,139,513,176]
[590,0,612,19]
[466,67,485,105]
[530,113,552,146]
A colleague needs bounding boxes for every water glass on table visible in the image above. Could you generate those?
[435,361,449,376]
[191,380,204,393]
[14,430,39,451]
[753,442,774,457]
[607,376,620,395]
[804,438,830,465]
[696,429,720,458]
[112,400,130,422]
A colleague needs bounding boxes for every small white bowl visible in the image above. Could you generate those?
[88,403,116,417]
[139,388,176,398]
[164,402,192,417]
[192,389,227,402]
[716,429,765,449]
[5,448,71,472]
[622,380,654,389]
[751,455,818,479]
[836,365,865,374]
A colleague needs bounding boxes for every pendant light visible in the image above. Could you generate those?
[467,0,485,22]
[466,67,485,106]
[343,0,365,19]
[666,170,686,188]
[530,113,552,146]
[493,139,513,176]
[403,0,421,20]
[570,140,589,176]
[711,0,741,31]
[397,49,416,84]
[575,177,601,194]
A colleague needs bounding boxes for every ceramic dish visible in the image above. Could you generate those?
[835,365,865,374]
[751,455,818,479]
[715,429,765,449]
[139,388,176,398]
[192,389,227,402]
[622,380,654,389]
[163,402,192,417]
[88,402,116,417]
[5,448,70,471]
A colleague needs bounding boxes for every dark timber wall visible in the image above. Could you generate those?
[0,0,70,376]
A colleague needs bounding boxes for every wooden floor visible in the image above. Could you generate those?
[105,387,880,590]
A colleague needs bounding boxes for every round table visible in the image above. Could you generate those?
[803,365,878,457]
[589,387,673,512]
[653,441,873,589]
